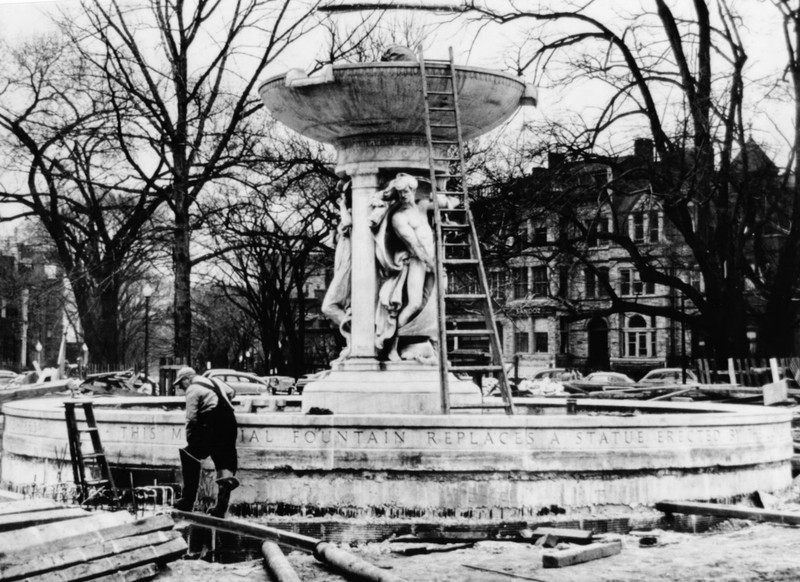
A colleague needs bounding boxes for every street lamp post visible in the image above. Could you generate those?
[143,284,154,380]
[35,341,42,366]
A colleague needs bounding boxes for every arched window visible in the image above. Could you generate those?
[625,315,655,357]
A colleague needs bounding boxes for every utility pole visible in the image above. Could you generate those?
[20,288,28,368]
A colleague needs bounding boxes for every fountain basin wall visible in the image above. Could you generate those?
[1,397,792,518]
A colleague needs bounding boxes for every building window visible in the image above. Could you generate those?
[625,314,656,357]
[620,268,654,296]
[0,298,5,319]
[512,267,528,299]
[632,212,645,243]
[515,330,530,353]
[558,267,569,298]
[597,267,610,298]
[532,224,548,246]
[489,270,506,299]
[648,210,660,243]
[585,267,610,299]
[587,216,609,247]
[584,268,596,299]
[531,266,548,296]
[533,318,548,353]
[515,221,529,252]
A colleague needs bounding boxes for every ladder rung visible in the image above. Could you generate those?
[449,365,504,372]
[442,223,468,230]
[429,107,455,112]
[79,427,99,433]
[431,124,457,129]
[443,241,470,246]
[85,479,111,486]
[82,452,106,459]
[446,293,486,300]
[448,329,493,336]
[427,90,453,96]
[450,352,491,360]
[444,259,479,265]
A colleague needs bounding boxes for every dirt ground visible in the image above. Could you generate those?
[156,504,800,582]
[156,520,800,581]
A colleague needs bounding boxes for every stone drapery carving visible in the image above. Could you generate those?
[369,173,438,362]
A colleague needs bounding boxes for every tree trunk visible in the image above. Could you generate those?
[173,191,192,363]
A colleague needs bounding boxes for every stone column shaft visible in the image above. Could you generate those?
[348,171,378,357]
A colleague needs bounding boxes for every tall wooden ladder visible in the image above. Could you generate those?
[64,400,118,505]
[420,47,515,415]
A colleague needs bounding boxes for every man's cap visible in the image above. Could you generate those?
[174,366,196,385]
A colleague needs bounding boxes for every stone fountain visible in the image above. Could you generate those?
[258,56,536,414]
[0,54,793,520]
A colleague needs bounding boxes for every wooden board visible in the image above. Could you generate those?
[0,508,89,533]
[0,511,132,556]
[532,527,594,544]
[1,530,181,581]
[0,499,61,516]
[90,563,161,582]
[656,501,800,525]
[23,537,187,582]
[542,540,622,568]
[0,513,172,561]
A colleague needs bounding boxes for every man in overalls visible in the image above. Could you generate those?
[172,366,239,517]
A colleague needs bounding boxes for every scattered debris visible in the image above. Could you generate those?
[391,543,474,556]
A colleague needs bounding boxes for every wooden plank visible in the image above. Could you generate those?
[655,501,800,525]
[0,507,89,533]
[532,527,594,544]
[90,563,160,582]
[1,530,181,581]
[0,511,132,556]
[0,513,172,563]
[24,537,187,582]
[542,540,622,568]
[0,499,61,516]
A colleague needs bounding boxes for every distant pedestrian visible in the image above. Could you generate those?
[172,366,239,517]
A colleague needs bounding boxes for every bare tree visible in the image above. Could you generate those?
[0,36,163,364]
[203,145,339,377]
[61,0,373,362]
[466,1,799,357]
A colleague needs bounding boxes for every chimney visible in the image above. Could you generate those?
[634,138,653,162]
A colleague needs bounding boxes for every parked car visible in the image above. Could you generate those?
[564,371,636,393]
[639,367,699,387]
[293,371,327,395]
[515,368,584,396]
[202,369,270,395]
[260,375,296,395]
[0,370,17,386]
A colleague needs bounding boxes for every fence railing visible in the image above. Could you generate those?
[694,357,800,387]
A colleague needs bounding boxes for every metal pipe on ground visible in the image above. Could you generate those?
[261,541,301,582]
[173,510,408,582]
[315,541,407,582]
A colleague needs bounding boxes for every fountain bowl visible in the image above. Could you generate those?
[258,62,528,144]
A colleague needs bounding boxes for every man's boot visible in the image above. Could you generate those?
[174,449,201,511]
[208,469,239,518]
